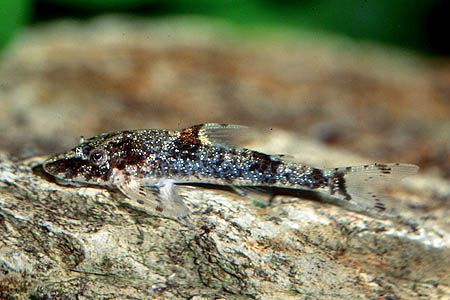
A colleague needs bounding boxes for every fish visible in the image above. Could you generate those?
[43,123,419,219]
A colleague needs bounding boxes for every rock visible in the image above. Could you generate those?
[0,135,449,299]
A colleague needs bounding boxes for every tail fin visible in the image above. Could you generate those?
[326,163,419,217]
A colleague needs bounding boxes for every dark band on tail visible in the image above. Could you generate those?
[329,172,352,200]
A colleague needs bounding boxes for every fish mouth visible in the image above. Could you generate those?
[43,155,66,176]
[43,157,87,186]
[43,154,109,187]
[43,154,84,180]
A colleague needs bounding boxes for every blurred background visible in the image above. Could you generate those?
[2,0,450,55]
[0,0,449,177]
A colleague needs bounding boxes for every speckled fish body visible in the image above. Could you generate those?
[44,125,325,188]
[43,123,418,218]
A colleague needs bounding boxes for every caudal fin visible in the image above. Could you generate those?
[326,163,419,217]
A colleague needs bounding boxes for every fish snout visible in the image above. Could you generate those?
[42,153,83,180]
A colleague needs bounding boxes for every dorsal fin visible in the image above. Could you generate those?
[180,123,250,147]
[270,154,296,162]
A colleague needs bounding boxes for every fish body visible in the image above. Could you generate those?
[43,123,418,218]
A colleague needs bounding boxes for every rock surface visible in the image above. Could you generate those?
[0,16,449,299]
[0,139,449,299]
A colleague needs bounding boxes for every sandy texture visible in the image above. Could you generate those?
[0,16,449,299]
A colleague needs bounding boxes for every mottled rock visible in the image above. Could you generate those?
[0,132,449,299]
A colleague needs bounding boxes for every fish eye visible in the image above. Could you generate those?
[89,149,107,164]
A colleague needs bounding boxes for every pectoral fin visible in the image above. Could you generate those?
[156,179,191,218]
[112,172,190,221]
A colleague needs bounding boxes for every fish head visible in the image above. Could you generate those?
[43,133,115,186]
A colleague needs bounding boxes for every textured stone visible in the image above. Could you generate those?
[0,134,449,299]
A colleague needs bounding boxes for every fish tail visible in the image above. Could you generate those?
[326,163,419,215]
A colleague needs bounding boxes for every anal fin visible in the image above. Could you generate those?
[231,185,276,208]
